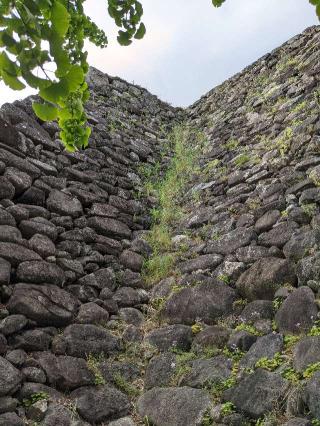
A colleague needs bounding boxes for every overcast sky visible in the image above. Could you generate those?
[0,0,318,107]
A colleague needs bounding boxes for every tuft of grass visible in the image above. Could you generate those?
[235,153,250,168]
[113,373,141,397]
[142,124,205,286]
[86,353,105,385]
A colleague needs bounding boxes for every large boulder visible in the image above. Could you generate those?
[223,369,288,418]
[8,284,79,326]
[162,281,236,325]
[205,227,256,255]
[283,229,320,262]
[88,216,131,240]
[34,352,95,390]
[236,257,296,301]
[52,324,120,358]
[303,372,320,419]
[181,356,232,388]
[0,357,22,396]
[179,254,222,273]
[47,190,83,218]
[137,386,212,426]
[240,333,283,369]
[144,353,177,390]
[275,287,318,334]
[16,261,65,286]
[293,336,320,372]
[0,243,41,266]
[70,385,131,423]
[146,325,193,352]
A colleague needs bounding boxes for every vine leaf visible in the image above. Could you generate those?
[32,102,59,121]
[51,0,70,38]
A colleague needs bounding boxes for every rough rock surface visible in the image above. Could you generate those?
[0,26,319,425]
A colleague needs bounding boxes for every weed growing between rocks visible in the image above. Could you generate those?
[141,124,206,286]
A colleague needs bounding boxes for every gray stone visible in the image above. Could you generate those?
[162,280,236,325]
[283,229,320,262]
[223,369,288,419]
[146,325,193,352]
[28,234,56,258]
[0,242,41,266]
[0,315,27,336]
[275,287,318,334]
[236,257,296,301]
[144,353,177,390]
[8,284,78,326]
[16,261,65,286]
[205,227,256,255]
[88,216,131,240]
[34,352,95,390]
[254,210,280,233]
[137,386,212,426]
[47,190,83,218]
[193,325,231,349]
[0,357,21,396]
[52,324,120,358]
[179,254,222,273]
[75,302,109,324]
[181,355,232,388]
[71,385,131,423]
[0,412,23,426]
[293,336,320,372]
[240,333,283,369]
[303,371,320,419]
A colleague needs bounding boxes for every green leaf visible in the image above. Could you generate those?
[117,31,132,46]
[317,2,320,17]
[39,79,69,104]
[32,102,59,121]
[0,70,25,90]
[212,0,225,6]
[0,51,19,75]
[134,22,146,39]
[64,65,84,91]
[51,0,70,37]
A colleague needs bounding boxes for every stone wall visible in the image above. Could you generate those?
[0,67,180,425]
[0,25,319,426]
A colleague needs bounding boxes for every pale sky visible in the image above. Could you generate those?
[0,0,318,107]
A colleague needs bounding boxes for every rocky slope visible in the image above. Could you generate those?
[0,25,319,426]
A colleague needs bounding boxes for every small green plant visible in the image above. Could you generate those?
[191,322,203,334]
[301,203,317,218]
[218,274,231,284]
[202,410,215,426]
[23,392,49,408]
[233,298,248,309]
[292,100,306,114]
[235,153,250,168]
[303,362,320,379]
[150,297,166,310]
[221,401,236,416]
[224,138,239,151]
[222,347,244,362]
[87,353,105,385]
[143,254,175,286]
[255,352,284,371]
[113,373,140,397]
[312,419,320,426]
[276,127,293,157]
[282,367,301,383]
[308,321,320,337]
[235,323,261,336]
[273,297,283,310]
[283,334,300,349]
